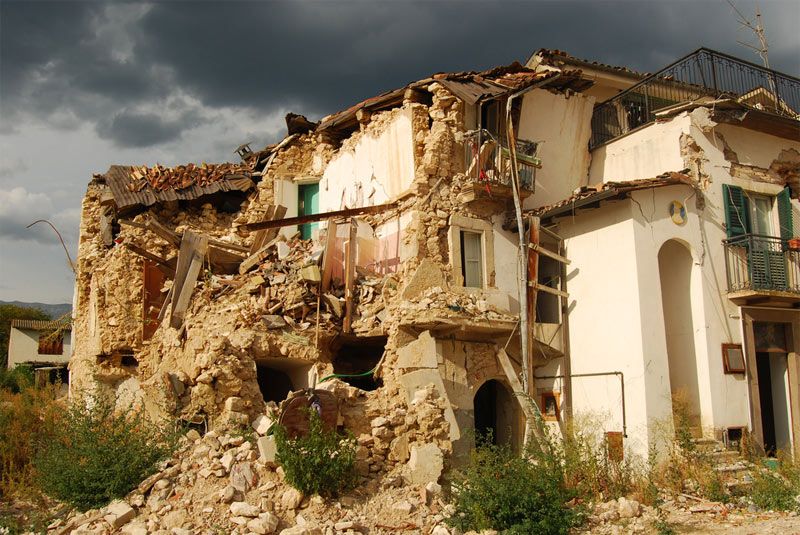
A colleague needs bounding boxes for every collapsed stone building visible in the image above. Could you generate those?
[70,46,800,478]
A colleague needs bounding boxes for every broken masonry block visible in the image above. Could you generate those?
[300,265,321,283]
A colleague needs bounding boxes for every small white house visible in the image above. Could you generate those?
[7,318,72,385]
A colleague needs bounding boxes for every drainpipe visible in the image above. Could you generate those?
[504,74,561,432]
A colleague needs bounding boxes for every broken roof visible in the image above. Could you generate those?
[529,48,648,79]
[532,172,694,221]
[99,163,254,211]
[11,318,72,331]
[316,62,591,132]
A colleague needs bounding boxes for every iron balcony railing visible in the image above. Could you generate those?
[723,234,800,294]
[463,129,539,191]
[590,48,800,149]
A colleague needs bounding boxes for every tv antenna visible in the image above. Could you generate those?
[726,1,770,69]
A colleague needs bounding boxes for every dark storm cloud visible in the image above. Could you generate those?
[1,1,798,148]
[98,108,207,147]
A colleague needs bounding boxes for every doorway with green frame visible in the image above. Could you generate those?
[298,183,320,240]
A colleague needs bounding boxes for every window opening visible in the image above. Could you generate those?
[536,256,561,323]
[541,392,561,421]
[460,230,483,288]
[331,336,386,391]
[38,333,63,355]
[257,365,295,404]
[749,194,774,237]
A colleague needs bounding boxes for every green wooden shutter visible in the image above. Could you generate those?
[723,184,751,239]
[777,186,793,242]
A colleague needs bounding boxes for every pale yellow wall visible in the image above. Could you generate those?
[7,327,71,368]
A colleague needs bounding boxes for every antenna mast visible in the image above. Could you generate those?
[727,0,770,69]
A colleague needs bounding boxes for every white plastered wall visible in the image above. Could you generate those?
[319,107,415,212]
[7,328,72,368]
[589,115,690,183]
[563,109,800,458]
[516,88,596,209]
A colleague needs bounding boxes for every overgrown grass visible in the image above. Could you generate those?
[33,394,178,511]
[274,410,357,498]
[0,382,59,500]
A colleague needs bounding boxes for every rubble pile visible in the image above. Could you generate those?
[46,385,453,535]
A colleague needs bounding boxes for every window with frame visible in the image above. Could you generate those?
[541,392,560,421]
[722,343,746,374]
[460,230,484,288]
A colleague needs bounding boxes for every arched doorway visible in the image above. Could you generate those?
[473,379,516,446]
[658,240,701,428]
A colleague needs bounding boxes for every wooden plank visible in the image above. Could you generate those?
[526,216,540,397]
[146,218,181,248]
[205,238,248,254]
[527,243,571,265]
[239,235,282,274]
[263,204,287,243]
[170,230,208,329]
[249,206,277,254]
[321,219,338,292]
[528,281,569,298]
[342,218,357,333]
[241,202,397,232]
[207,245,245,274]
[157,285,173,323]
[124,243,176,277]
[496,348,547,451]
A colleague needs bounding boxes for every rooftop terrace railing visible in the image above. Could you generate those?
[590,48,800,149]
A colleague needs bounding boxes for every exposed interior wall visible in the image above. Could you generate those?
[517,88,595,209]
[320,106,416,211]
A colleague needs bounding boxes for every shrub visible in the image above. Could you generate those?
[750,468,798,511]
[33,394,177,511]
[274,410,357,497]
[0,383,58,499]
[0,365,34,394]
[446,437,582,535]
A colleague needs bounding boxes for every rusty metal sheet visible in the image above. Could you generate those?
[278,390,338,439]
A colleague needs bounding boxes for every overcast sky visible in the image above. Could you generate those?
[1,0,798,305]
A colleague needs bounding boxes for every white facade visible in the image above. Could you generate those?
[7,326,72,368]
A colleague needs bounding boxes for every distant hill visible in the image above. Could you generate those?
[0,301,72,320]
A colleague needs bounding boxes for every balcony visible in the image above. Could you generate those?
[458,129,540,211]
[591,48,800,149]
[724,234,800,306]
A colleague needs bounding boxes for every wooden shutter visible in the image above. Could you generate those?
[777,187,793,242]
[723,184,751,239]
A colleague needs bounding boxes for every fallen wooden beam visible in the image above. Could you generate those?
[496,348,547,453]
[342,218,357,333]
[170,230,208,329]
[241,202,398,232]
[239,235,283,274]
[320,219,338,292]
[123,243,176,277]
